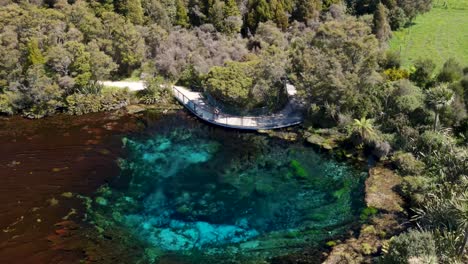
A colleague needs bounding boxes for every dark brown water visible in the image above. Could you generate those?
[0,112,141,263]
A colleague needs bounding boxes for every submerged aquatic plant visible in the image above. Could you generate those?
[290,159,308,178]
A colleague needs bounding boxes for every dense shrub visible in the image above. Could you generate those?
[416,131,451,155]
[392,152,425,176]
[204,61,256,108]
[66,88,130,115]
[381,229,438,264]
[137,76,171,105]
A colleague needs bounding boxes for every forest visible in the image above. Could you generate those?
[0,0,466,263]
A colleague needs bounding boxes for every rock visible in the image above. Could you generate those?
[257,130,299,141]
[366,166,404,212]
[324,165,405,264]
[305,130,343,150]
[61,192,73,198]
[126,105,146,114]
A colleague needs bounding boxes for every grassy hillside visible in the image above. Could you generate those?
[389,0,468,69]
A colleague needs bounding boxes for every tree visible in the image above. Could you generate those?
[87,41,118,82]
[204,61,257,108]
[438,58,463,83]
[290,16,381,119]
[22,65,63,118]
[292,0,322,22]
[246,0,272,32]
[351,117,376,144]
[222,0,242,34]
[26,38,46,67]
[396,0,432,21]
[373,3,391,42]
[125,0,144,25]
[101,12,145,76]
[270,0,289,30]
[426,83,454,131]
[410,59,436,88]
[175,0,190,27]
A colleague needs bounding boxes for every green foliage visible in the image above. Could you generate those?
[351,117,376,144]
[381,229,438,264]
[290,159,308,178]
[125,0,145,25]
[392,152,425,176]
[26,38,46,67]
[401,175,434,205]
[437,58,464,83]
[416,131,451,154]
[175,0,189,27]
[373,3,391,42]
[292,0,321,22]
[138,76,170,104]
[246,0,272,32]
[425,83,454,130]
[0,91,22,115]
[325,240,337,247]
[66,87,130,115]
[413,188,468,262]
[204,61,256,108]
[383,68,409,81]
[410,59,436,88]
[360,207,378,221]
[291,16,381,119]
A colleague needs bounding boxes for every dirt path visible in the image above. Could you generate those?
[99,81,145,91]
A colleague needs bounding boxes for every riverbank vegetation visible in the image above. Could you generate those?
[0,0,467,262]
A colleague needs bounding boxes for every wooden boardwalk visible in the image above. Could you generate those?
[172,84,304,130]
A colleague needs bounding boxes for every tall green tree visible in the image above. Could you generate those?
[26,38,46,67]
[410,59,436,89]
[373,3,391,42]
[125,0,144,25]
[292,0,322,22]
[290,16,381,119]
[246,0,272,33]
[175,0,190,27]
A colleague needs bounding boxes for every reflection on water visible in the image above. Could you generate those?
[89,112,367,263]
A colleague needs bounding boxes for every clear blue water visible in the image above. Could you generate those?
[90,113,367,263]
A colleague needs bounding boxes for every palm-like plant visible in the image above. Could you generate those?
[426,83,454,131]
[351,117,375,143]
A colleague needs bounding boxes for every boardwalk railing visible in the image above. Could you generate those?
[172,86,303,130]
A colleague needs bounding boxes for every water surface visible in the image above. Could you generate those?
[88,112,367,263]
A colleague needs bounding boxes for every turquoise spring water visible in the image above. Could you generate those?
[90,113,367,263]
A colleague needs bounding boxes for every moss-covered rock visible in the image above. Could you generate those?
[324,165,406,264]
[366,166,404,212]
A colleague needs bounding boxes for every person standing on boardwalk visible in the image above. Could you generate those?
[214,107,220,119]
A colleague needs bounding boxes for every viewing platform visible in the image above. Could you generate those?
[172,84,304,130]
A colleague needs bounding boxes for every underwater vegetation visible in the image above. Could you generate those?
[87,123,367,263]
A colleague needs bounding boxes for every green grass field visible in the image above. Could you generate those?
[389,0,468,69]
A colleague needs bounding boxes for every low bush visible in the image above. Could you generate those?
[392,152,425,176]
[381,229,438,264]
[66,87,130,115]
